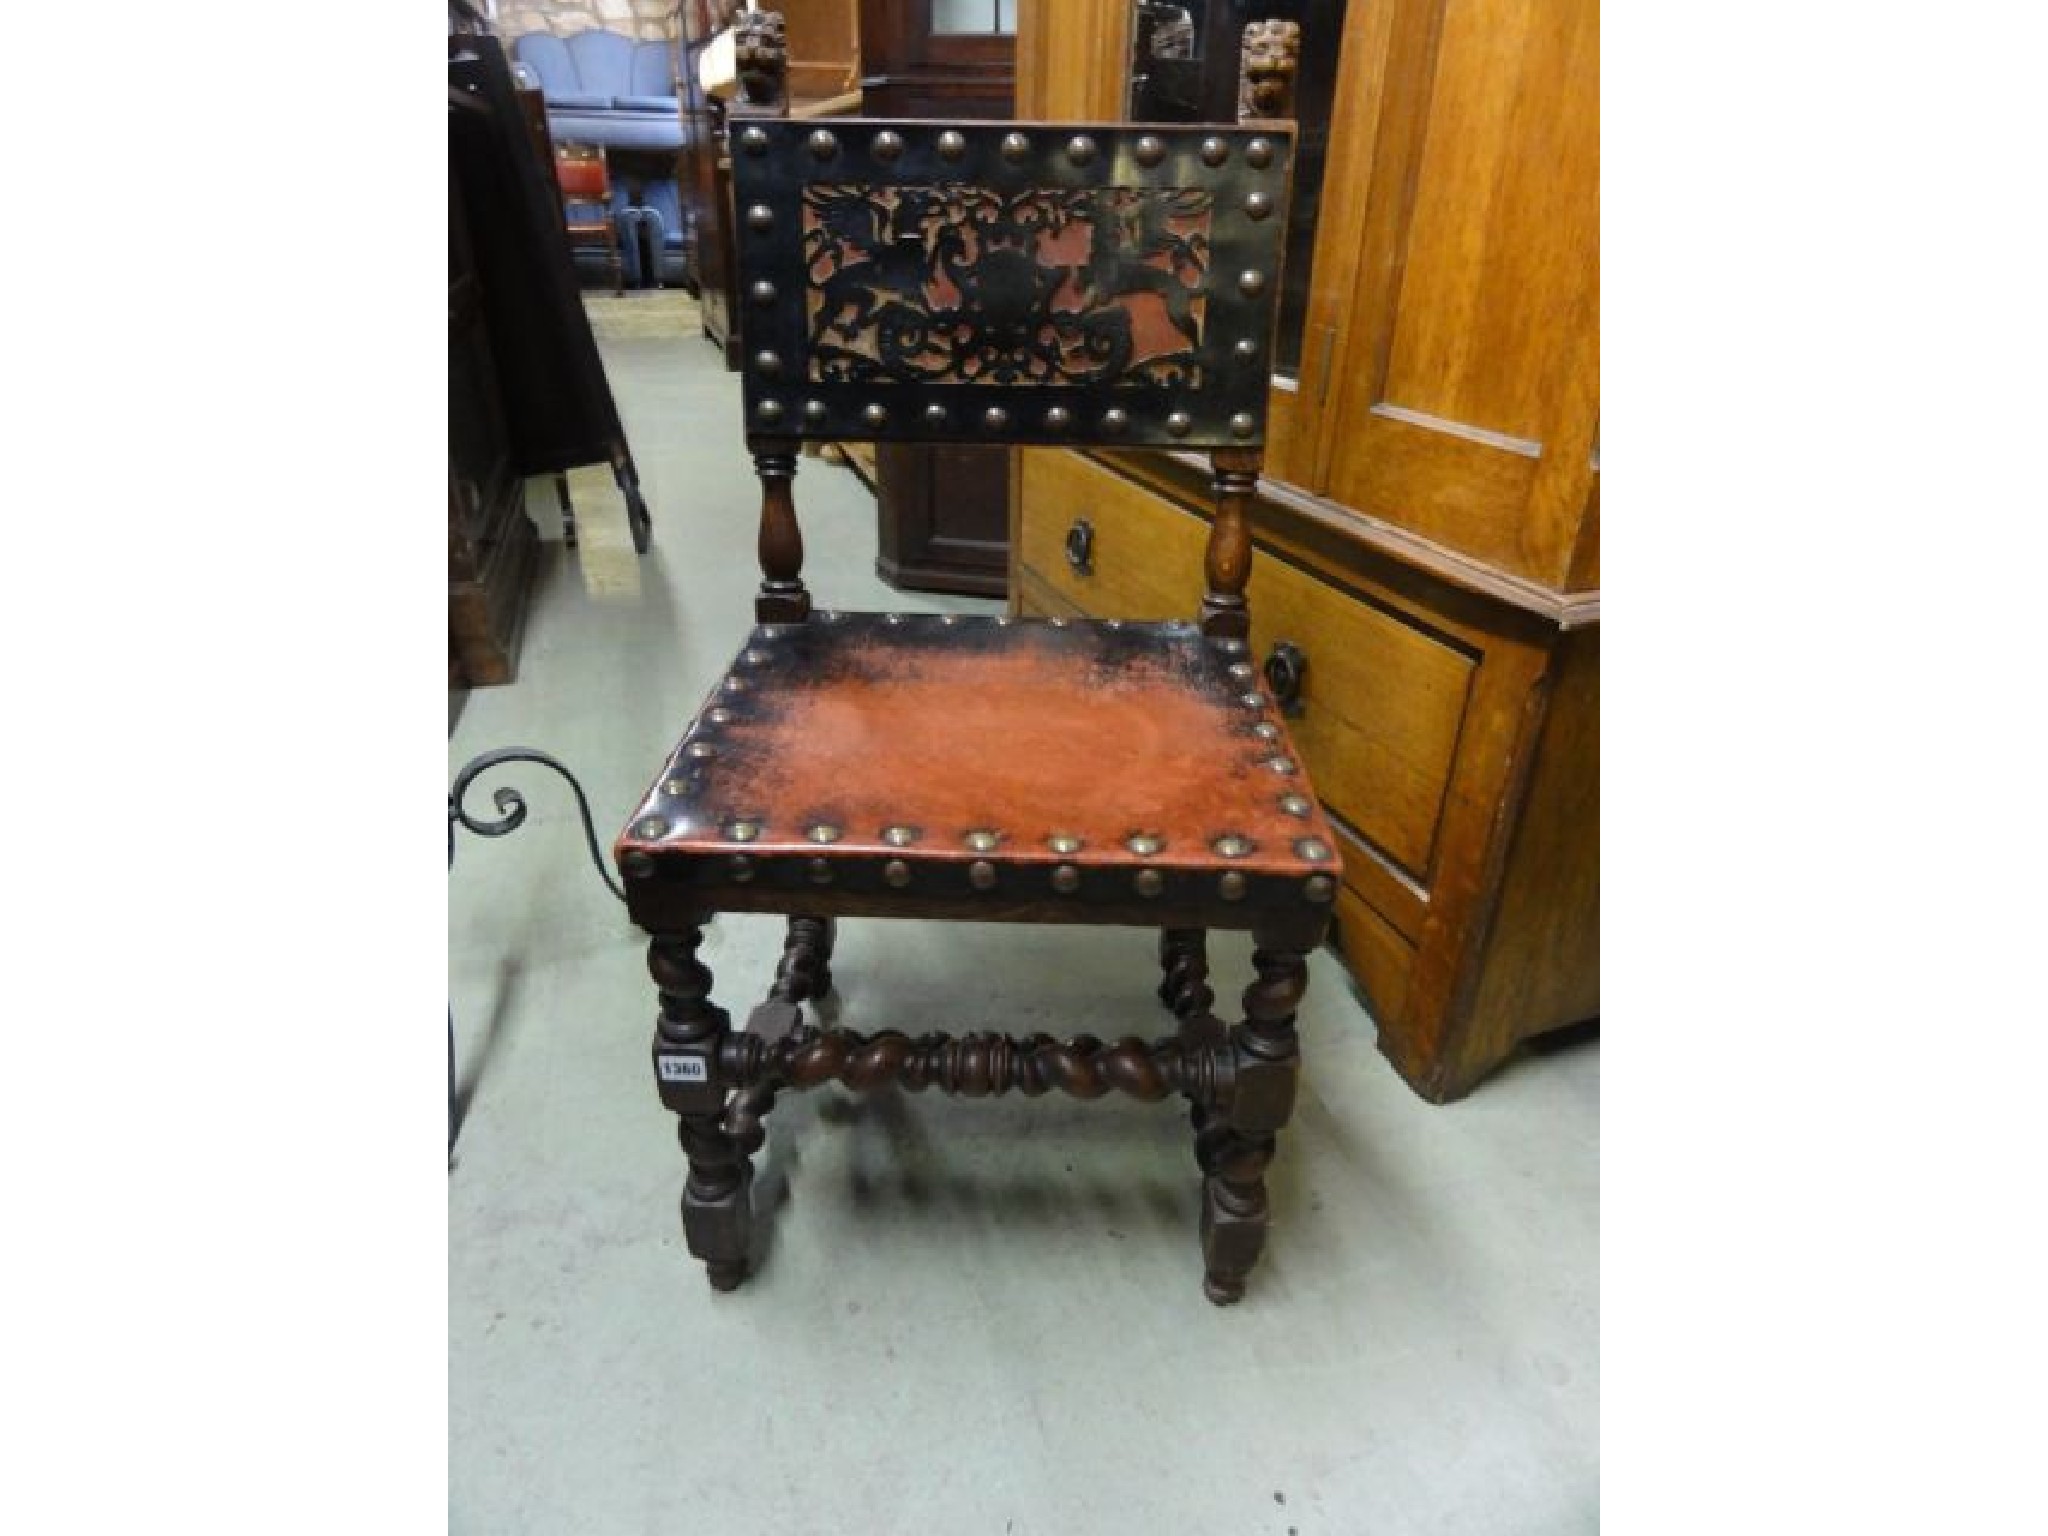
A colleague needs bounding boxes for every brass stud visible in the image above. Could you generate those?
[924,403,947,427]
[804,399,828,425]
[742,647,769,666]
[1134,134,1166,167]
[1049,616,1068,628]
[1200,136,1228,166]
[1252,721,1280,741]
[969,860,997,891]
[755,399,784,424]
[1230,412,1257,439]
[1305,874,1336,904]
[1044,406,1071,430]
[1048,833,1083,855]
[808,857,834,885]
[872,129,904,162]
[634,816,667,840]
[1166,411,1192,437]
[1001,131,1030,161]
[722,675,745,694]
[808,823,841,844]
[1234,338,1258,360]
[884,859,912,888]
[884,612,904,625]
[708,707,736,726]
[750,279,777,305]
[1213,637,1248,656]
[1240,692,1264,709]
[739,126,768,154]
[1245,191,1273,221]
[1295,837,1333,863]
[725,818,761,842]
[1102,407,1128,433]
[1265,756,1298,775]
[964,829,1002,853]
[807,128,839,159]
[1125,832,1164,856]
[1278,794,1312,818]
[864,403,889,428]
[1213,834,1255,859]
[686,741,716,760]
[1228,662,1254,682]
[1219,871,1247,902]
[818,609,841,621]
[937,130,967,160]
[746,203,773,231]
[1239,269,1266,298]
[984,406,1009,430]
[1134,868,1165,898]
[663,777,689,796]
[728,854,755,882]
[1247,137,1275,169]
[621,850,655,879]
[1051,864,1081,894]
[882,825,921,847]
[1066,134,1098,166]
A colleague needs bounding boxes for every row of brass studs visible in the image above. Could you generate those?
[633,812,1325,862]
[702,852,1335,905]
[742,125,1277,173]
[751,394,1259,441]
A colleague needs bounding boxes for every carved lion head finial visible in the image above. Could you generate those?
[735,9,789,108]
[1238,19,1302,121]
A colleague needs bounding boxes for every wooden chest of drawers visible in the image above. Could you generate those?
[1012,447,1597,1101]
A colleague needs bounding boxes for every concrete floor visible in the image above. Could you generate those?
[449,304,1599,1534]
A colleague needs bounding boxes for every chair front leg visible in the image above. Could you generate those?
[1198,935,1307,1305]
[649,927,751,1291]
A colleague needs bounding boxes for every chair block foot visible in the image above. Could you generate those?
[1203,1274,1246,1306]
[706,1260,749,1292]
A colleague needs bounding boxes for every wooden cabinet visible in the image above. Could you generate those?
[1010,0,1598,1100]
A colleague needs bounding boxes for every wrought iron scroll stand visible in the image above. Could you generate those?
[448,748,625,1151]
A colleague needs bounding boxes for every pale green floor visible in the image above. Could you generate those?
[449,311,1599,1535]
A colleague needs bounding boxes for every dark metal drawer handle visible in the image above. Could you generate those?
[1064,517,1095,574]
[1263,640,1308,715]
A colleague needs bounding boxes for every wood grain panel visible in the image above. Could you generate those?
[1334,863,1416,1034]
[1014,0,1131,121]
[1461,627,1598,1066]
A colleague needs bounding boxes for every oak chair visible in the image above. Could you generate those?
[614,112,1341,1305]
[553,140,624,296]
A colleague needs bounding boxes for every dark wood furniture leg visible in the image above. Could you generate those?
[1198,933,1308,1305]
[649,927,751,1291]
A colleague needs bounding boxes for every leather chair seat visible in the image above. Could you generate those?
[619,615,1341,920]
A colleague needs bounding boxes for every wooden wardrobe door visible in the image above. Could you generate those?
[1319,0,1599,591]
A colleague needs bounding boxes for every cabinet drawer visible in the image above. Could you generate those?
[1018,449,1475,884]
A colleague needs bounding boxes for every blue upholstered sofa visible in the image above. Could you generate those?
[511,30,684,152]
[512,30,688,287]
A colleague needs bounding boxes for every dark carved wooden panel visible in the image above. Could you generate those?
[733,121,1295,448]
